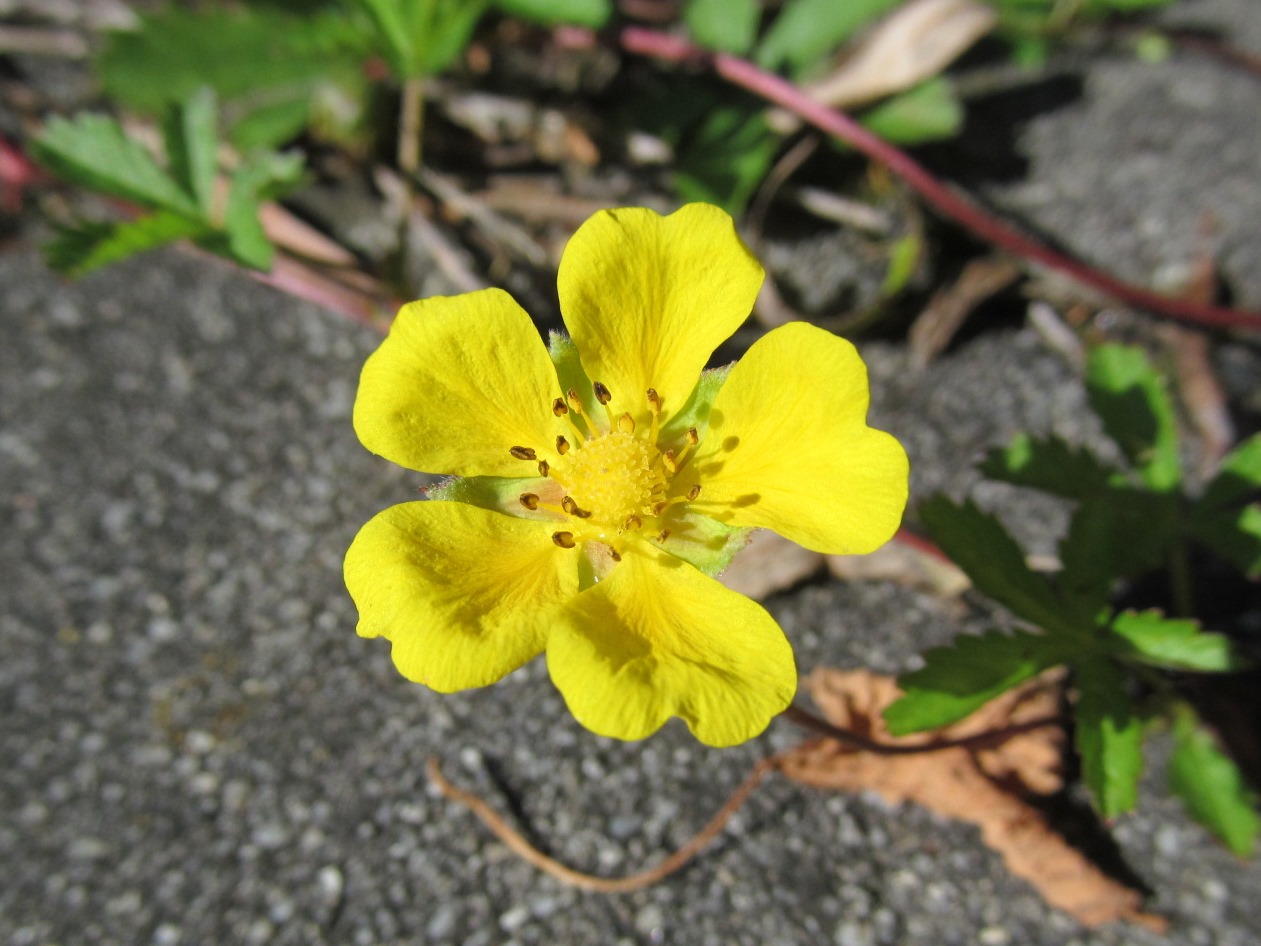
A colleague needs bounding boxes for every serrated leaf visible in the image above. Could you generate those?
[674,104,779,215]
[980,433,1114,500]
[216,150,305,271]
[1075,657,1143,818]
[33,113,199,216]
[858,77,963,145]
[421,0,490,76]
[493,0,610,27]
[42,213,210,277]
[98,7,371,149]
[684,0,760,54]
[1108,610,1238,672]
[919,497,1078,637]
[1057,492,1177,609]
[1192,435,1261,577]
[1086,344,1181,492]
[1170,707,1259,857]
[884,628,1063,734]
[161,87,218,213]
[756,0,901,78]
[354,0,418,75]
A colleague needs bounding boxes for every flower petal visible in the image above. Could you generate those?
[547,544,796,746]
[557,204,763,424]
[688,322,909,554]
[354,289,563,477]
[345,501,578,692]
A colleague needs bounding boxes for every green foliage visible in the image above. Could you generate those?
[494,0,611,28]
[887,343,1256,843]
[1170,706,1259,857]
[756,0,901,78]
[857,78,964,145]
[673,106,780,216]
[33,90,302,276]
[97,5,373,150]
[354,0,488,79]
[684,0,761,54]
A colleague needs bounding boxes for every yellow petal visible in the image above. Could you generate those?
[345,501,578,692]
[689,322,909,554]
[557,204,763,425]
[354,289,563,477]
[547,544,796,746]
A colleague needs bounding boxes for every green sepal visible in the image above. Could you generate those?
[1075,657,1144,818]
[427,474,554,523]
[657,510,752,578]
[547,330,599,420]
[659,364,732,444]
[1169,705,1259,857]
[1086,344,1181,493]
[884,628,1065,735]
[1107,610,1239,672]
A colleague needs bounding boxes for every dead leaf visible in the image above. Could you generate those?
[718,530,824,600]
[781,669,1167,931]
[827,539,970,598]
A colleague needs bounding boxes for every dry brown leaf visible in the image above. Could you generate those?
[781,669,1167,931]
[909,256,1021,367]
[827,540,970,598]
[718,530,824,600]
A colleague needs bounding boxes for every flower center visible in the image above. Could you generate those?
[507,381,702,558]
[564,429,668,526]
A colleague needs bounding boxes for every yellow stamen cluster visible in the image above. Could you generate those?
[510,381,701,558]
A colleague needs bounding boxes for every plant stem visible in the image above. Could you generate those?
[618,26,1261,332]
[398,76,426,179]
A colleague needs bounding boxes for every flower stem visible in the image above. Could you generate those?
[618,26,1261,332]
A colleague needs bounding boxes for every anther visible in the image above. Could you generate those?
[652,500,670,516]
[686,427,699,446]
[561,496,591,519]
[608,548,622,563]
[656,529,670,543]
[552,531,576,549]
[624,515,642,532]
[617,413,635,434]
[556,435,570,455]
[552,397,568,416]
[509,446,537,461]
[566,388,585,414]
[519,493,540,510]
[662,450,678,474]
[593,381,612,405]
[646,388,661,413]
[686,484,701,501]
[537,459,550,477]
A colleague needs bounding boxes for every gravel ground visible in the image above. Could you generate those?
[4,0,1261,943]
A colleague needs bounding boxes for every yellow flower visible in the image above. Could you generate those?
[345,204,909,747]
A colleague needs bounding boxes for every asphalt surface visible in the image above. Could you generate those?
[4,0,1261,944]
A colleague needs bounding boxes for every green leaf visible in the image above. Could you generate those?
[858,78,963,145]
[33,113,199,215]
[98,7,371,148]
[1192,435,1261,577]
[1057,491,1178,608]
[756,0,900,78]
[879,232,921,298]
[980,433,1114,500]
[215,150,305,271]
[684,0,760,54]
[421,0,490,76]
[918,497,1078,637]
[493,0,610,27]
[42,213,210,277]
[1170,707,1259,857]
[1075,657,1143,818]
[354,0,418,75]
[885,628,1063,735]
[674,104,779,215]
[161,87,219,214]
[1108,610,1238,672]
[1086,344,1181,492]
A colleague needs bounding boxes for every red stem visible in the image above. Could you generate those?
[619,26,1261,332]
